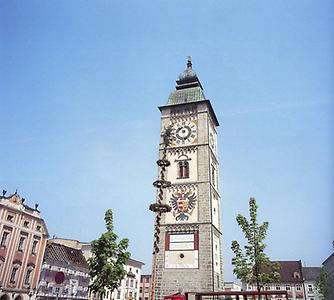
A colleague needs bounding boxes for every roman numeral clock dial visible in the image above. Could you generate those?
[171,120,197,146]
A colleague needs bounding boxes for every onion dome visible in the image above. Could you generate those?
[166,57,206,105]
[178,58,197,81]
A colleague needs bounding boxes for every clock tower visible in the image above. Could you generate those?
[152,59,223,299]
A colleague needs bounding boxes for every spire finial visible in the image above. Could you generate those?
[187,56,192,69]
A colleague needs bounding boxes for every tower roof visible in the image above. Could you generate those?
[166,57,206,106]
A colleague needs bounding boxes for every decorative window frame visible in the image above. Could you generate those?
[10,260,22,284]
[23,263,35,287]
[0,230,11,248]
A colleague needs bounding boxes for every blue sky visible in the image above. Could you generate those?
[0,1,333,280]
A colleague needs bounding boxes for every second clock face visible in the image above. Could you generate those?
[172,120,197,146]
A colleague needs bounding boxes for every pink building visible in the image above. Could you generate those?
[0,191,49,300]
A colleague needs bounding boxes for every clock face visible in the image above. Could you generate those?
[172,120,197,146]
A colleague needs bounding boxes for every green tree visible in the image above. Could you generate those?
[88,209,131,299]
[315,267,333,299]
[231,197,280,293]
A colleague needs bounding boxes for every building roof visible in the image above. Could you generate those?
[302,267,321,281]
[0,191,49,237]
[323,251,334,265]
[274,261,303,283]
[44,242,88,270]
[126,257,145,268]
[166,59,206,106]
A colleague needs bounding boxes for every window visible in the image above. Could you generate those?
[7,214,14,222]
[31,240,39,255]
[18,236,26,251]
[36,225,42,232]
[286,285,290,291]
[308,284,313,292]
[1,231,9,247]
[23,221,30,228]
[265,285,270,291]
[140,288,143,293]
[296,285,301,291]
[211,165,216,186]
[165,232,198,251]
[0,257,5,273]
[178,161,189,179]
[117,290,121,299]
[276,285,281,290]
[24,268,33,285]
[10,266,19,283]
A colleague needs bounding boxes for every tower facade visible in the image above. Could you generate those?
[153,60,223,298]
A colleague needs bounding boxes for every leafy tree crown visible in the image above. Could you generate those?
[231,197,280,291]
[88,209,131,298]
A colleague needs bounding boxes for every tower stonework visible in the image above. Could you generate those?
[153,60,223,299]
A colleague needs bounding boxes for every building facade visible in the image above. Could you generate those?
[243,261,305,300]
[37,242,90,300]
[322,252,334,300]
[302,267,323,300]
[0,192,49,300]
[139,275,151,300]
[49,238,144,300]
[223,282,241,292]
[108,258,144,300]
[152,59,223,299]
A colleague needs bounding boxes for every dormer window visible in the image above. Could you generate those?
[293,272,301,279]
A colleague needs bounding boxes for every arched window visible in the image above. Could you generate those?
[178,161,189,179]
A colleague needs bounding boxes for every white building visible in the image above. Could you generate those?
[49,238,144,300]
[223,282,241,292]
[302,267,323,300]
[104,258,144,300]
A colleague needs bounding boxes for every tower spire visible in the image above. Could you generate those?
[187,56,192,69]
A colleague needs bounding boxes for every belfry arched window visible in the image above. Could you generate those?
[178,160,189,179]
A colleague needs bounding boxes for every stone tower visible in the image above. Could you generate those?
[153,59,223,299]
